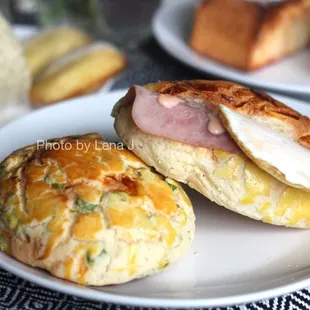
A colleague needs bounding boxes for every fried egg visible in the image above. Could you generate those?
[219,104,310,191]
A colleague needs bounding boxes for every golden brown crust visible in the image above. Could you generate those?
[190,0,310,70]
[30,65,125,106]
[145,80,310,149]
[190,0,263,70]
[30,47,127,106]
[0,133,195,285]
[24,26,92,79]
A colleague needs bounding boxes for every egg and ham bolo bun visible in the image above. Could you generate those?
[113,80,310,228]
[0,133,194,285]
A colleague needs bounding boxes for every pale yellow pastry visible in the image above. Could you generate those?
[24,26,92,79]
[30,43,127,106]
[0,133,194,285]
[113,80,310,228]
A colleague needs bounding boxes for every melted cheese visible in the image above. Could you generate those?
[214,154,244,180]
[138,169,177,215]
[214,149,230,160]
[128,245,137,276]
[77,258,88,284]
[73,212,103,241]
[64,257,74,280]
[47,165,66,184]
[107,207,154,231]
[74,183,102,204]
[24,165,47,182]
[156,215,176,248]
[277,188,310,227]
[259,201,273,222]
[240,161,272,204]
[26,185,69,259]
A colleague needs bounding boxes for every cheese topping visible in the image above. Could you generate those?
[0,134,195,285]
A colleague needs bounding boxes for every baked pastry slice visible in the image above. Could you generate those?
[113,80,310,228]
[24,26,92,79]
[0,133,194,285]
[190,0,310,70]
[30,43,126,106]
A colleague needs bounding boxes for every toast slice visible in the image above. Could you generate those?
[190,0,310,70]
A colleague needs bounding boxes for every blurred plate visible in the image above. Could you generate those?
[153,0,310,98]
[2,90,310,308]
[13,24,38,40]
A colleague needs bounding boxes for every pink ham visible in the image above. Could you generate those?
[125,85,240,153]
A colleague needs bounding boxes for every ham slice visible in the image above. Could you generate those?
[126,85,240,153]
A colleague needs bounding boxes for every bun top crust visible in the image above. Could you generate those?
[146,80,310,149]
[0,133,194,285]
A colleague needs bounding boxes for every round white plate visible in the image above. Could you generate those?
[13,24,38,40]
[153,0,310,98]
[1,90,310,308]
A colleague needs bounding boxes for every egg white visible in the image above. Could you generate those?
[219,104,310,191]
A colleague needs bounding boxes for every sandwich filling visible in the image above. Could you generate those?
[220,104,310,191]
[121,85,240,153]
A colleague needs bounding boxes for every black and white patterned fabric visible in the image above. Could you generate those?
[1,267,310,310]
[1,38,310,310]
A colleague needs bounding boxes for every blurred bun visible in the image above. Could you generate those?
[30,43,127,106]
[24,26,92,78]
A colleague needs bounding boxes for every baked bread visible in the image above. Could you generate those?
[30,43,126,106]
[113,80,310,228]
[190,0,310,70]
[24,26,92,79]
[0,133,194,285]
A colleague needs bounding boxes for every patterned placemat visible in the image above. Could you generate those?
[1,38,310,310]
[1,267,310,310]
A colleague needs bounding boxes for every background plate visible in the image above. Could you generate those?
[1,90,310,308]
[153,0,310,99]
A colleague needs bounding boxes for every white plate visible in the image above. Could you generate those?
[13,24,38,40]
[1,90,310,308]
[153,0,310,98]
